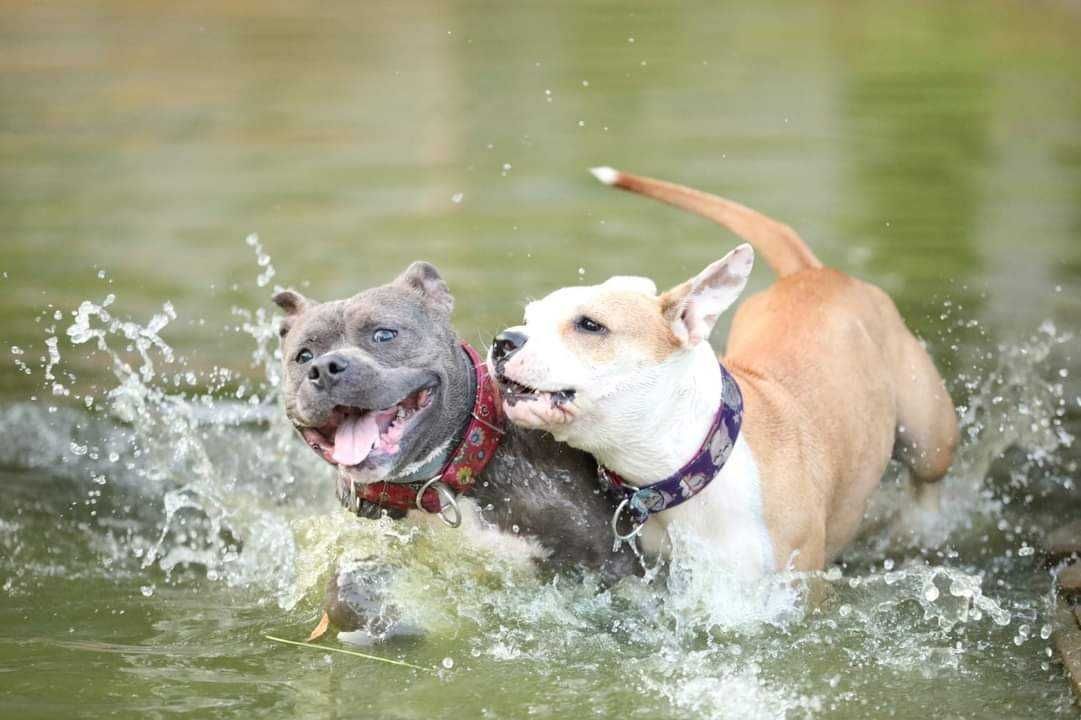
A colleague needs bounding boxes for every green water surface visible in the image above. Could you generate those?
[2,1,1081,718]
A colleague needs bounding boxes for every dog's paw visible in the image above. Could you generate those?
[324,557,424,644]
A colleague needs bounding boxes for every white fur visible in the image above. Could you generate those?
[594,349,774,578]
[395,439,452,478]
[601,275,657,296]
[590,166,620,185]
[638,436,774,580]
[582,342,722,483]
[498,288,721,446]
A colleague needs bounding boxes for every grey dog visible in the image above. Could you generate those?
[275,261,636,638]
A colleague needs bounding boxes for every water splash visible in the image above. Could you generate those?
[863,319,1076,550]
[1,242,1077,717]
[0,236,323,607]
[952,320,1074,497]
[245,233,277,288]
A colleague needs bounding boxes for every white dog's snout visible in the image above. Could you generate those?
[492,326,529,365]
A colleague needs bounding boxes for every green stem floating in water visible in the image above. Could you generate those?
[264,635,430,672]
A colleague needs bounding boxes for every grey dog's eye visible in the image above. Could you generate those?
[295,348,313,364]
[372,328,398,343]
[574,316,607,335]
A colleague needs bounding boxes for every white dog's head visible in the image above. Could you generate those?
[488,244,754,454]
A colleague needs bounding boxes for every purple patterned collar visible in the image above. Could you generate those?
[598,363,743,541]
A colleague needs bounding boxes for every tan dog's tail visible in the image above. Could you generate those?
[590,166,821,277]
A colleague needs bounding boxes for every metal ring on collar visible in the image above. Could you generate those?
[339,474,358,513]
[415,477,462,528]
[611,498,647,542]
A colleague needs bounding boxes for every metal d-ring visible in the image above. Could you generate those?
[416,477,462,528]
[611,498,647,543]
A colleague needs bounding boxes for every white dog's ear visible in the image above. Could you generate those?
[661,244,754,347]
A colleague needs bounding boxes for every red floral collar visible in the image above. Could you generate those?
[336,343,504,522]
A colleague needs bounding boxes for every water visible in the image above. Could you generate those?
[2,1,1081,717]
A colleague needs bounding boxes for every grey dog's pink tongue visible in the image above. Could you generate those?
[331,412,379,466]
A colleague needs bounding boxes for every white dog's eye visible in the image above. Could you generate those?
[295,348,313,364]
[372,328,398,343]
[574,316,607,335]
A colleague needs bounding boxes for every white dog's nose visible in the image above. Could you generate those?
[491,329,528,365]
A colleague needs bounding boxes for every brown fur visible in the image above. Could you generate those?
[604,170,959,571]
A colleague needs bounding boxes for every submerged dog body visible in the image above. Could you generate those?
[275,263,636,631]
[491,168,959,576]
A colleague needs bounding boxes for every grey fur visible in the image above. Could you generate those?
[277,264,474,481]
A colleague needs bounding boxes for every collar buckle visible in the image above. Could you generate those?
[415,477,462,528]
[610,498,647,552]
[338,472,360,514]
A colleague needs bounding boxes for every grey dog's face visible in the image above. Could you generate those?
[275,262,464,484]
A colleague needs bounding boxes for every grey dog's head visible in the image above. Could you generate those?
[274,262,470,485]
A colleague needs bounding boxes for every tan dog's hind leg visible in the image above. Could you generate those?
[913,479,943,513]
[890,332,960,512]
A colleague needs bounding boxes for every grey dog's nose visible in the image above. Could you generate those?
[492,330,528,365]
[308,352,349,388]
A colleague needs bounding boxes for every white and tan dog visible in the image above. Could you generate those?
[488,167,959,579]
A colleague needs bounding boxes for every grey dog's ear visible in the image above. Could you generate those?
[394,261,454,314]
[272,289,310,337]
[273,289,309,315]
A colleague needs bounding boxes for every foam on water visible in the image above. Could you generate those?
[2,239,1078,718]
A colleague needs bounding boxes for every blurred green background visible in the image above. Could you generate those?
[2,0,1079,398]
